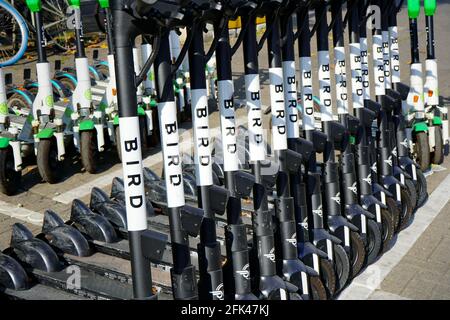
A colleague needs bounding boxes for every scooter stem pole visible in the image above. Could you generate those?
[188,21,224,300]
[34,11,47,63]
[111,5,153,299]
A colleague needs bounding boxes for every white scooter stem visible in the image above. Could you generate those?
[72,57,105,153]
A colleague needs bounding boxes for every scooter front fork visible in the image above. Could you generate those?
[93,110,106,152]
[9,139,23,172]
[145,109,153,134]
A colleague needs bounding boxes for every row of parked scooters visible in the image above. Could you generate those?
[0,0,214,195]
[0,0,447,300]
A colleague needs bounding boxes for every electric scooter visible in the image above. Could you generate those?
[423,0,447,163]
[0,68,35,195]
[313,0,367,287]
[330,0,383,269]
[387,0,428,208]
[243,0,326,300]
[26,0,74,184]
[66,0,110,174]
[405,0,431,171]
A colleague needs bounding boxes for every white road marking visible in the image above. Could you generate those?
[53,117,247,204]
[0,200,44,226]
[338,174,450,300]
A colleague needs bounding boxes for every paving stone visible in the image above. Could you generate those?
[379,278,410,295]
[430,284,450,300]
[400,277,437,300]
[407,234,443,260]
[369,290,410,300]
[428,237,450,265]
[383,263,421,289]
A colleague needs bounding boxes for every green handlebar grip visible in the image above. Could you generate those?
[98,0,110,9]
[424,0,437,16]
[68,0,81,8]
[25,0,41,12]
[407,0,421,19]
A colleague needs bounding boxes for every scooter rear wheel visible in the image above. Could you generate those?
[0,148,21,195]
[37,138,62,183]
[319,257,337,298]
[309,276,328,300]
[333,244,351,293]
[80,130,98,174]
[59,77,77,92]
[7,93,31,113]
[96,65,110,79]
[349,231,366,279]
[415,132,431,172]
[366,219,382,265]
[398,188,414,231]
[432,126,444,165]
[415,168,428,207]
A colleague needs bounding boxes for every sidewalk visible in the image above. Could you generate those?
[339,156,450,300]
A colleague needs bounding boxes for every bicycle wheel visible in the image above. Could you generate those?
[0,0,29,67]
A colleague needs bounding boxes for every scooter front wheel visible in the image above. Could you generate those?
[405,178,418,210]
[365,219,382,265]
[309,275,328,300]
[381,202,396,253]
[37,138,62,183]
[432,126,444,165]
[415,168,428,207]
[319,257,337,298]
[333,244,351,293]
[349,231,366,279]
[0,148,21,195]
[398,188,414,231]
[80,130,98,174]
[415,132,431,172]
[115,125,122,162]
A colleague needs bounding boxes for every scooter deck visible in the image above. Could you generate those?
[91,233,200,270]
[2,284,89,300]
[63,252,173,296]
[30,266,133,300]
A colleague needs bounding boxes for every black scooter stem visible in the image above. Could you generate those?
[315,3,344,219]
[154,31,198,300]
[242,13,294,300]
[331,1,368,221]
[425,15,435,59]
[297,4,328,240]
[242,14,277,279]
[409,17,420,64]
[188,22,224,301]
[103,6,115,56]
[348,1,378,200]
[33,11,47,63]
[265,8,318,299]
[214,20,257,300]
[72,6,86,58]
[112,6,154,299]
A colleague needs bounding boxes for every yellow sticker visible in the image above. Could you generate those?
[45,95,54,107]
[84,89,92,100]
